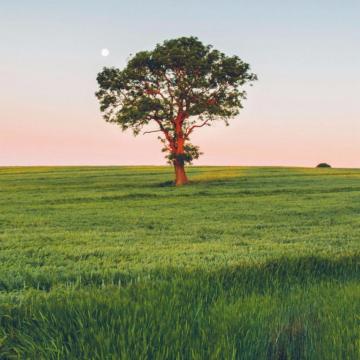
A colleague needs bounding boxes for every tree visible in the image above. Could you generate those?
[317,163,331,168]
[96,37,257,185]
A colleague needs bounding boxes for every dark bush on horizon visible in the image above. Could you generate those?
[316,163,331,168]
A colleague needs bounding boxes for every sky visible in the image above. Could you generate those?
[1,0,359,167]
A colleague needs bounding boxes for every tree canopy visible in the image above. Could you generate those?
[96,36,257,185]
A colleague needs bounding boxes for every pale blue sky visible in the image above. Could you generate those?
[1,1,359,167]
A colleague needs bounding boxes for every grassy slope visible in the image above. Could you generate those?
[0,166,359,359]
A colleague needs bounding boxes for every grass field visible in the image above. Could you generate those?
[0,166,359,359]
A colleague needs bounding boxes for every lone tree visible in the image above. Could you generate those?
[96,37,257,185]
[317,163,331,168]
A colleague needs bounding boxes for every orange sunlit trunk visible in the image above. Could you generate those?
[172,114,189,186]
[173,160,188,186]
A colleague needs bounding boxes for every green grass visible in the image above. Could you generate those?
[0,166,359,359]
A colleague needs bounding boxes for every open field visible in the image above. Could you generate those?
[0,166,359,359]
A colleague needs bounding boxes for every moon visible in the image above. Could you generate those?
[101,48,110,57]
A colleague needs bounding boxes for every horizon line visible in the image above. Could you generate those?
[1,164,359,170]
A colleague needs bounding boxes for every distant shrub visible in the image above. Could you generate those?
[316,163,331,168]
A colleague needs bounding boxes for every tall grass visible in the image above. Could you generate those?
[0,166,359,358]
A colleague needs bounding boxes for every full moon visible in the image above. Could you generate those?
[101,48,110,57]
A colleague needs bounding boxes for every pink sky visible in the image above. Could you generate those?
[1,1,359,168]
[2,84,359,168]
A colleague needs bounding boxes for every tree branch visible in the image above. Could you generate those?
[185,119,210,137]
[143,129,163,135]
[154,119,176,152]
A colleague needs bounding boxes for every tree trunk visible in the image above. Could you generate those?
[174,160,188,186]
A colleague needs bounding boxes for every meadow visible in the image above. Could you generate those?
[0,166,359,359]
